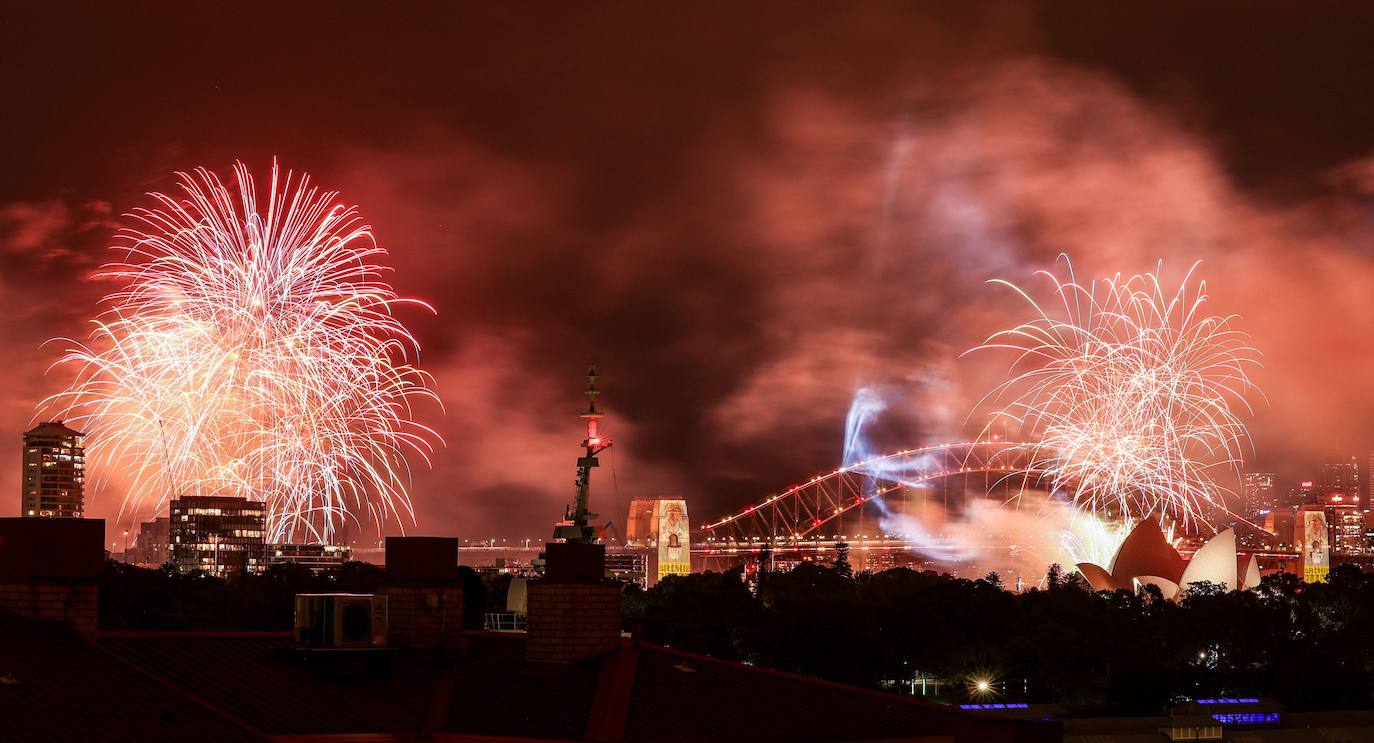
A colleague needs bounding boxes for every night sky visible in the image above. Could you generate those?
[6,3,1374,541]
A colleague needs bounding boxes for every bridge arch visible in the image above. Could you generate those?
[696,441,1050,547]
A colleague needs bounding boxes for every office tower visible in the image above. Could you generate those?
[169,495,267,576]
[1320,457,1360,498]
[1242,472,1278,520]
[1368,450,1374,506]
[21,421,86,518]
[1324,493,1367,556]
[1287,480,1317,508]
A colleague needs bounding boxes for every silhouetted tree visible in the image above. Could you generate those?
[833,542,853,579]
[1044,562,1064,588]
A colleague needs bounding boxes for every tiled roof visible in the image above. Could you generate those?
[443,634,599,740]
[0,611,261,742]
[625,643,1004,743]
[5,617,1051,742]
[99,633,441,736]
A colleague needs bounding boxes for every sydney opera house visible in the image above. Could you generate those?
[1077,519,1262,599]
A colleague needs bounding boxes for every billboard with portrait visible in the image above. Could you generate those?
[1298,509,1330,583]
[654,498,691,581]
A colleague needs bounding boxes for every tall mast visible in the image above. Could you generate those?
[553,367,612,543]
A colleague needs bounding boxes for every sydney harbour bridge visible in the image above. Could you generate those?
[453,440,1065,580]
[690,440,1059,574]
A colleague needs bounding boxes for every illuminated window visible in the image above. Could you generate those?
[1211,712,1278,725]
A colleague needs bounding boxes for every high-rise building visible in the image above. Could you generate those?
[1287,480,1317,508]
[1368,450,1374,506]
[1242,472,1278,520]
[1264,507,1299,552]
[1320,457,1360,498]
[1324,493,1367,556]
[169,495,267,577]
[127,516,171,567]
[21,421,86,518]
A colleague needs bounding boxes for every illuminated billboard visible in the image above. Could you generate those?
[654,499,691,581]
[1298,508,1330,583]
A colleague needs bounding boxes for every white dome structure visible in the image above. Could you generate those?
[1077,521,1258,600]
[1135,575,1181,601]
[1179,528,1238,591]
[1240,554,1261,590]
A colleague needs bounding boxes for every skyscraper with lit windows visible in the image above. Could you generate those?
[1242,472,1278,520]
[1367,450,1374,507]
[21,421,85,518]
[169,495,267,576]
[1320,457,1360,498]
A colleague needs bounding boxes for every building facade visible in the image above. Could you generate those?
[169,496,267,576]
[266,543,351,572]
[1368,450,1374,505]
[1324,493,1367,556]
[1288,480,1317,508]
[1320,458,1361,500]
[624,496,691,584]
[604,549,650,589]
[1264,508,1298,552]
[1242,472,1278,520]
[127,516,171,567]
[21,421,85,518]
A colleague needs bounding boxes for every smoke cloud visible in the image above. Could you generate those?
[4,5,1374,546]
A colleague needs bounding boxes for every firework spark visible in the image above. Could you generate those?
[44,162,440,542]
[969,257,1261,529]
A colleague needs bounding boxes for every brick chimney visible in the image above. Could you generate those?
[526,541,622,672]
[0,517,103,635]
[381,536,462,652]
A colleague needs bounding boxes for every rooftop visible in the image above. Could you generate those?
[22,420,83,438]
[0,611,1050,743]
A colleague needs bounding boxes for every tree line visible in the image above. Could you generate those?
[98,556,1374,714]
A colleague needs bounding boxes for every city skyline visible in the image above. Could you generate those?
[12,6,1374,740]
[8,5,1374,543]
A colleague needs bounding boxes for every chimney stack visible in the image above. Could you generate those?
[0,517,103,635]
[381,536,462,652]
[526,541,622,672]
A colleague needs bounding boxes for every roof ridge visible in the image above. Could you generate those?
[584,638,640,742]
[640,641,975,718]
[97,629,293,639]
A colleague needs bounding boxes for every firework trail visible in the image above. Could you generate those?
[968,256,1261,530]
[44,162,440,542]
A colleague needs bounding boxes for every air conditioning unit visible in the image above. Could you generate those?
[295,593,388,648]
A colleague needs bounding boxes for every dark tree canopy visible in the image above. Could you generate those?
[99,559,1374,715]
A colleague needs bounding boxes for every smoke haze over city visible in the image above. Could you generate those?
[7,3,1374,541]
